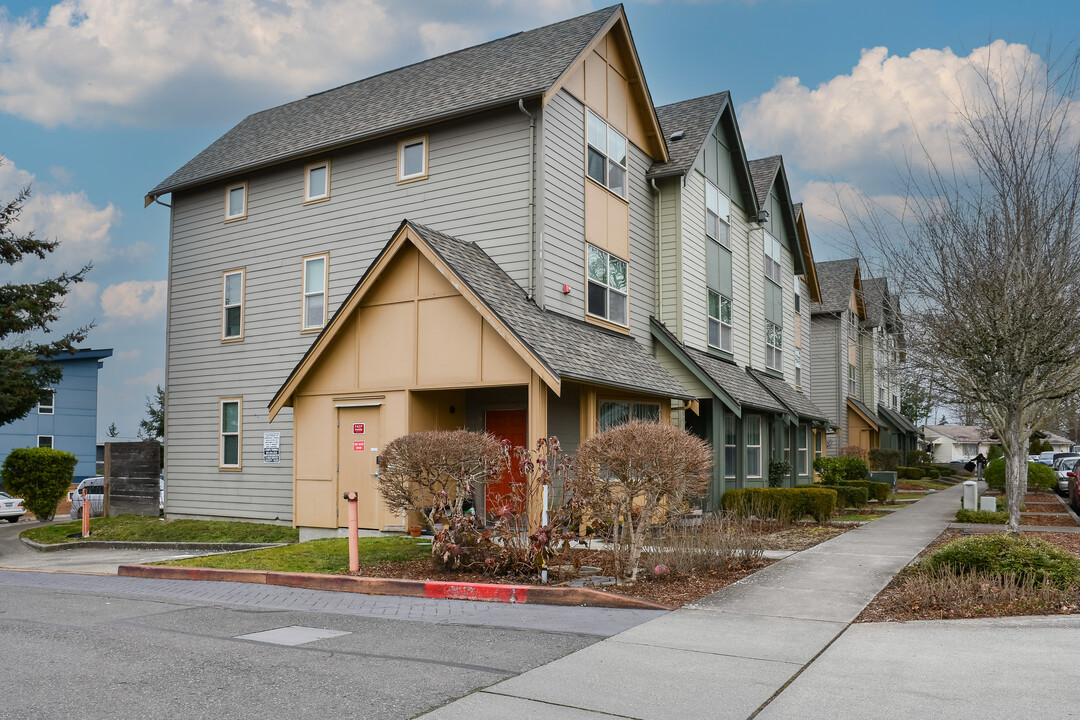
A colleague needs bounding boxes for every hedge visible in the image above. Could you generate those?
[835,479,891,503]
[896,466,929,480]
[955,508,1009,524]
[0,447,78,521]
[813,456,869,484]
[921,534,1080,587]
[721,487,837,524]
[983,459,1056,492]
[820,484,869,509]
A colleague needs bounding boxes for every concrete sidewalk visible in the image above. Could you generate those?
[420,485,963,719]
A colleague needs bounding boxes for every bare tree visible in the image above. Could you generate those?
[838,44,1080,534]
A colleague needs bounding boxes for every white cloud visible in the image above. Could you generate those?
[100,280,167,324]
[0,0,590,128]
[114,348,141,361]
[740,40,1050,193]
[123,366,164,387]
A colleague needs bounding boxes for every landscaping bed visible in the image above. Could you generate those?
[1021,514,1078,526]
[22,514,299,545]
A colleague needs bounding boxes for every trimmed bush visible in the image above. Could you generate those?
[813,456,870,484]
[721,487,837,524]
[983,458,1056,492]
[955,508,1009,524]
[924,468,941,480]
[896,466,924,480]
[868,448,902,472]
[921,534,1080,587]
[821,484,869,509]
[836,479,891,503]
[905,450,931,466]
[0,447,78,521]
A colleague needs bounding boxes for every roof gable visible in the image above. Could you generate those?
[749,155,803,275]
[150,6,622,198]
[793,203,822,303]
[811,258,866,317]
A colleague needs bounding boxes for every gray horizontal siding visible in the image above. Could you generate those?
[541,90,587,322]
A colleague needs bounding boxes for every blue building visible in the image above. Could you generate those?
[0,348,112,481]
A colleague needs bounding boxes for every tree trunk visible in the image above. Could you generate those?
[1004,413,1023,537]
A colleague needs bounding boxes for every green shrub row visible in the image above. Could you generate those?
[820,484,869,509]
[954,508,1009,524]
[921,534,1080,587]
[833,479,891,503]
[897,466,946,480]
[868,448,902,472]
[813,456,869,484]
[983,459,1056,492]
[721,487,837,524]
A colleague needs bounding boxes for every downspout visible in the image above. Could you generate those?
[519,99,536,300]
[650,179,661,317]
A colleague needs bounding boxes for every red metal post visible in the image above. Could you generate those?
[81,488,90,538]
[344,491,359,573]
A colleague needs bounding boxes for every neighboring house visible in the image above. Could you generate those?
[147,6,700,532]
[0,349,113,483]
[922,425,1073,463]
[645,92,830,503]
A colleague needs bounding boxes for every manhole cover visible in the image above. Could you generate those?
[235,625,351,646]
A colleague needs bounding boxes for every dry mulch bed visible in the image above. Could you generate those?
[1024,503,1068,514]
[857,529,1080,622]
[759,525,851,551]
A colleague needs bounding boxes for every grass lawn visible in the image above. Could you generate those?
[21,515,300,545]
[158,537,430,574]
[835,514,881,522]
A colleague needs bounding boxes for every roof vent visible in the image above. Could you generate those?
[669,130,684,141]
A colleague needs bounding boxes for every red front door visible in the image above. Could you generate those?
[485,408,527,514]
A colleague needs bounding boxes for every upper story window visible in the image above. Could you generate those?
[764,232,782,285]
[708,290,732,353]
[222,269,245,342]
[879,387,886,404]
[848,363,857,396]
[302,254,328,331]
[766,321,783,372]
[398,136,428,182]
[587,244,628,327]
[598,400,659,431]
[705,181,730,248]
[849,309,859,338]
[893,394,900,410]
[794,348,802,388]
[304,161,330,203]
[38,390,55,415]
[794,276,801,313]
[586,110,627,199]
[225,182,247,222]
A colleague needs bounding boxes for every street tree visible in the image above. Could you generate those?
[107,423,119,438]
[138,385,165,441]
[0,163,92,426]
[839,45,1080,534]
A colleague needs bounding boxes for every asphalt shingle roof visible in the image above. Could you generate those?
[848,397,882,429]
[748,155,781,206]
[878,405,920,436]
[647,92,729,179]
[748,368,830,423]
[410,222,690,399]
[811,259,860,315]
[861,277,888,329]
[151,6,620,196]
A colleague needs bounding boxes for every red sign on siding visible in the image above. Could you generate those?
[353,441,365,452]
[353,423,365,434]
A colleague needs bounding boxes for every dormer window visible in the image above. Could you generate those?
[586,110,627,199]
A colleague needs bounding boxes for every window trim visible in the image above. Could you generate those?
[848,363,857,397]
[724,414,737,479]
[797,425,809,477]
[301,253,329,333]
[585,109,629,200]
[794,347,802,390]
[219,397,242,471]
[224,181,248,222]
[585,244,630,330]
[397,135,429,183]
[303,160,331,204]
[794,275,801,313]
[38,389,55,415]
[708,290,733,353]
[766,321,783,372]
[37,435,53,449]
[597,398,663,432]
[705,180,731,249]
[221,268,246,343]
[764,231,782,285]
[746,415,762,479]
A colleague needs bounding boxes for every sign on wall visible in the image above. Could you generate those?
[353,441,365,452]
[353,423,365,434]
[263,432,281,463]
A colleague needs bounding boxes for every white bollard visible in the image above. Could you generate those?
[963,480,978,510]
[980,496,998,513]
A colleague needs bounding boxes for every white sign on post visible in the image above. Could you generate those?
[263,432,281,464]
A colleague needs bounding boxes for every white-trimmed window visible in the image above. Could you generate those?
[586,110,627,198]
[706,181,730,248]
[225,182,247,221]
[587,244,628,326]
[38,390,55,415]
[794,348,802,388]
[849,309,858,338]
[708,291,733,352]
[598,401,660,431]
[37,435,53,449]
[724,414,737,478]
[764,232,782,285]
[398,136,428,182]
[815,430,824,459]
[797,425,809,476]
[304,160,330,203]
[301,254,328,331]
[219,398,242,470]
[766,321,783,371]
[222,269,245,341]
[893,394,900,411]
[794,276,801,313]
[746,416,762,478]
[848,363,857,396]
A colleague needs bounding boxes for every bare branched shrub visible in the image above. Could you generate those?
[839,445,868,462]
[642,515,766,575]
[575,421,712,583]
[377,430,503,535]
[892,566,1080,617]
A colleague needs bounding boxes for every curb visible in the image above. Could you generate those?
[21,538,287,553]
[116,564,670,611]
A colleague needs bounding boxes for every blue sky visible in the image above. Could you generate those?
[0,0,1077,437]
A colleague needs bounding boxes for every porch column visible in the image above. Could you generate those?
[709,399,724,512]
[527,371,548,531]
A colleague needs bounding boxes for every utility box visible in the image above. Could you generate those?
[980,496,998,513]
[963,480,978,510]
[869,471,897,490]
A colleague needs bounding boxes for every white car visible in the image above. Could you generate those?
[0,492,26,523]
[69,477,105,520]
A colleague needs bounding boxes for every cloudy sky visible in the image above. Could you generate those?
[0,0,1077,437]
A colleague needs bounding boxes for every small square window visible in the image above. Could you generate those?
[38,435,53,449]
[398,136,428,182]
[305,161,330,203]
[225,182,247,221]
[38,390,55,415]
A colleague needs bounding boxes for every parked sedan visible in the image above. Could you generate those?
[1070,470,1080,512]
[1054,456,1080,494]
[69,477,105,520]
[0,492,25,523]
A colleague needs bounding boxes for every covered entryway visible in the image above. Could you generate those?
[484,408,527,513]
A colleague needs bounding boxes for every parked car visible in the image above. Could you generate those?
[69,477,105,520]
[1054,456,1080,494]
[1069,470,1080,512]
[0,492,25,523]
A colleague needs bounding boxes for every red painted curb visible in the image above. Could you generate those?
[115,565,669,611]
